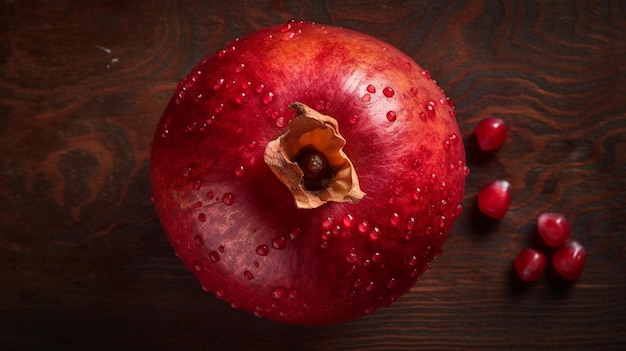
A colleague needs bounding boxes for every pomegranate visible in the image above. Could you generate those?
[475,116,507,151]
[552,241,586,280]
[537,212,570,248]
[514,247,547,282]
[477,180,511,220]
[150,21,466,325]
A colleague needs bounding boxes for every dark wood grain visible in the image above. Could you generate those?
[1,1,625,350]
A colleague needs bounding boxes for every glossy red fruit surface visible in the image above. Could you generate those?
[552,241,586,280]
[150,21,466,325]
[476,116,506,151]
[537,212,570,248]
[477,180,511,220]
[514,248,547,282]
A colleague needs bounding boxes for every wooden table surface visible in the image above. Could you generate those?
[1,1,625,350]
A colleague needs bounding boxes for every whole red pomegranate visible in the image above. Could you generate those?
[150,21,466,325]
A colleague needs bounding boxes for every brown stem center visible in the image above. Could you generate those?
[295,147,334,191]
[263,102,366,209]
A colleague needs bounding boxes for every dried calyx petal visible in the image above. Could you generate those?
[264,102,366,209]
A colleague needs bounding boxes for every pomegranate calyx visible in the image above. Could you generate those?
[264,102,366,209]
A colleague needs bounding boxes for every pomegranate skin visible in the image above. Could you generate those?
[150,21,466,325]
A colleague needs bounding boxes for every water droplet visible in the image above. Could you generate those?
[280,23,292,33]
[386,111,397,122]
[235,165,245,177]
[387,278,397,289]
[197,213,206,222]
[194,261,204,272]
[235,92,247,105]
[407,217,416,230]
[288,290,299,299]
[275,116,287,127]
[389,212,400,227]
[366,281,376,292]
[321,231,332,241]
[443,139,451,150]
[213,78,225,90]
[383,87,395,97]
[455,204,464,217]
[216,290,224,298]
[262,91,274,104]
[429,173,438,184]
[349,114,359,125]
[366,84,376,93]
[256,244,269,256]
[320,241,329,249]
[244,271,254,280]
[346,252,359,263]
[371,252,383,263]
[255,83,265,94]
[410,87,419,96]
[235,63,245,72]
[358,220,371,234]
[240,81,252,91]
[193,235,204,246]
[421,70,431,79]
[209,251,220,262]
[271,236,287,250]
[271,287,287,299]
[342,213,355,228]
[419,111,428,122]
[283,31,297,40]
[214,104,225,114]
[321,216,334,230]
[361,93,371,102]
[222,193,234,206]
[289,228,301,240]
[425,104,436,118]
[449,133,459,145]
[369,227,382,241]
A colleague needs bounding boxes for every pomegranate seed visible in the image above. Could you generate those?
[514,248,547,282]
[537,212,570,248]
[552,241,586,280]
[476,116,507,151]
[477,180,511,219]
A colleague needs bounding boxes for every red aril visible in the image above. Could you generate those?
[514,247,547,282]
[476,116,506,151]
[477,180,511,219]
[150,21,466,325]
[552,241,586,280]
[537,212,570,248]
